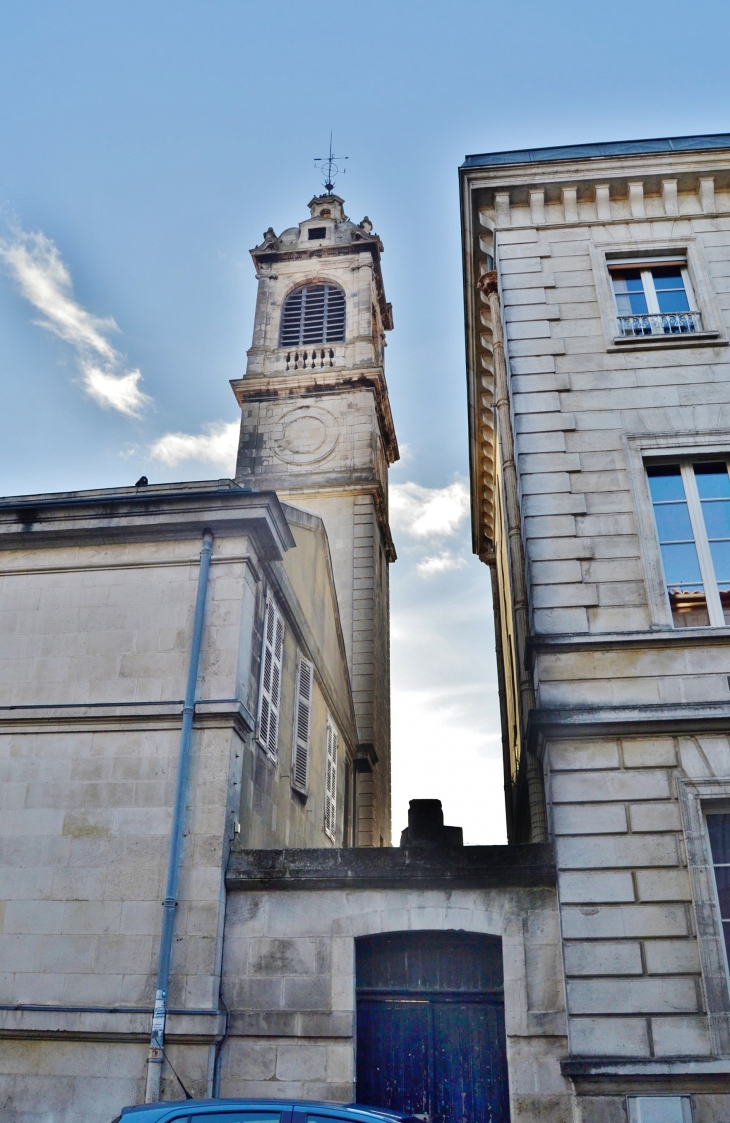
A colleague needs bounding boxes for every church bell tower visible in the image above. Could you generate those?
[231,192,398,846]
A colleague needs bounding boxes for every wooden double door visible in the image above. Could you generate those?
[355,931,510,1123]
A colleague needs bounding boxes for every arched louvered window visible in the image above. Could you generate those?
[280,283,346,348]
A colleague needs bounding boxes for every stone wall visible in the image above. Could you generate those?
[220,845,570,1123]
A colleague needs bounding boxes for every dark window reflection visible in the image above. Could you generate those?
[707,812,730,969]
[696,463,730,623]
[648,465,709,627]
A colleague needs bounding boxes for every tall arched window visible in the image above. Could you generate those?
[280,283,346,347]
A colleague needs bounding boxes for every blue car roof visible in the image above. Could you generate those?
[120,1101,417,1122]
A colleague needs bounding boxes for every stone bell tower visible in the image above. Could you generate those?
[232,192,398,846]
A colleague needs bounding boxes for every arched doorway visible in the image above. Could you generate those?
[355,930,510,1123]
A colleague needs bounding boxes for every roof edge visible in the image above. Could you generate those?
[461,132,730,171]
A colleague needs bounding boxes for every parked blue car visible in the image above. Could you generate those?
[113,1101,424,1123]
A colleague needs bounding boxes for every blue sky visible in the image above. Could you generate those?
[1,0,729,842]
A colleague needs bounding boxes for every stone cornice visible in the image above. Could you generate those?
[230,368,399,465]
[0,698,256,737]
[0,483,295,559]
[226,843,556,891]
[528,699,730,750]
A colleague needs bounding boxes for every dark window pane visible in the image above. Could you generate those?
[652,266,685,288]
[724,922,730,970]
[307,1117,353,1123]
[708,812,730,865]
[709,540,730,583]
[653,502,694,542]
[308,227,326,239]
[612,271,644,291]
[695,463,730,499]
[193,1115,282,1123]
[647,465,684,502]
[668,588,710,627]
[657,291,691,313]
[714,866,730,919]
[660,542,703,586]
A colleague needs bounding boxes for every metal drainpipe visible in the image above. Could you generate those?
[479,271,548,844]
[145,528,214,1103]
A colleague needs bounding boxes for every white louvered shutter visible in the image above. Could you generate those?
[257,593,284,761]
[291,655,313,793]
[324,717,338,841]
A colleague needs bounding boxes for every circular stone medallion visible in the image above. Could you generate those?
[273,405,339,465]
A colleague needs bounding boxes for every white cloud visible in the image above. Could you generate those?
[0,227,151,417]
[391,478,470,539]
[149,420,239,472]
[416,550,467,577]
[391,685,504,846]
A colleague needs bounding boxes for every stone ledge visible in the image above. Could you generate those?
[228,1011,354,1038]
[225,844,556,891]
[562,1055,730,1095]
[528,700,730,746]
[0,1005,225,1043]
[0,698,255,734]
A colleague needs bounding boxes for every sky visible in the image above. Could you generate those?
[0,0,729,844]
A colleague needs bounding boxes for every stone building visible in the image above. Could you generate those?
[0,192,571,1123]
[0,193,398,1119]
[460,133,730,1121]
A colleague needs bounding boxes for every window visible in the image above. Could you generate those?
[627,1098,692,1123]
[324,716,338,841]
[291,654,313,794]
[707,812,730,971]
[647,462,730,627]
[308,227,327,240]
[279,283,346,348]
[171,1114,285,1123]
[610,260,700,337]
[257,592,284,761]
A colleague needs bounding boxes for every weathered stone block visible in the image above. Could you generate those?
[553,803,627,835]
[276,1043,328,1081]
[651,1015,711,1056]
[570,1016,649,1056]
[559,871,634,903]
[567,975,699,1014]
[635,868,692,902]
[644,939,701,975]
[561,903,688,939]
[563,939,642,976]
[556,833,679,869]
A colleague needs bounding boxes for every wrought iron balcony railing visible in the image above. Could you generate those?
[617,311,702,337]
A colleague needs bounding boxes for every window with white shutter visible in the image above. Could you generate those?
[257,592,284,762]
[324,716,338,841]
[291,654,313,794]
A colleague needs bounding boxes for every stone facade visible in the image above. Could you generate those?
[461,134,730,1119]
[0,482,357,1120]
[219,843,569,1123]
[233,193,398,847]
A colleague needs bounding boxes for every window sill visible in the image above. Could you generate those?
[610,330,726,351]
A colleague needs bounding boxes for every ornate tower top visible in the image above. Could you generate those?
[236,195,396,464]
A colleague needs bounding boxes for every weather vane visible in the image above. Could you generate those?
[314,132,348,193]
